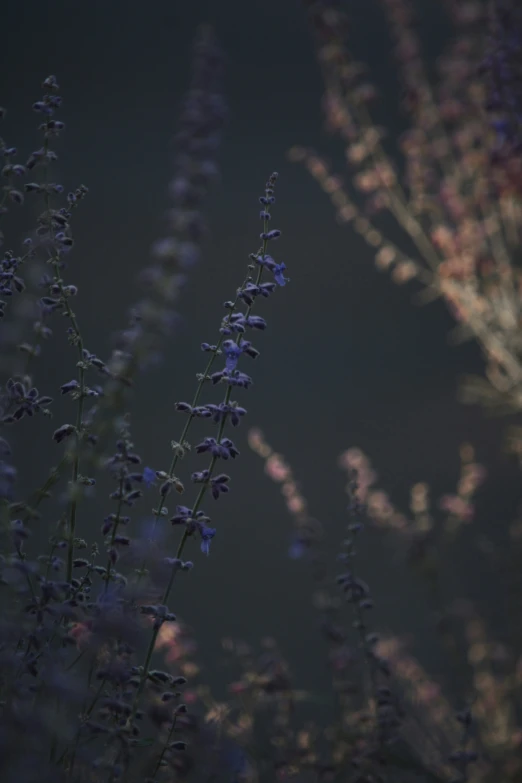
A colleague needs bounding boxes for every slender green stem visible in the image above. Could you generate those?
[150,715,178,781]
[103,475,126,592]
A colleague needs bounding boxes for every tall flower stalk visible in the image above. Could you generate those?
[16,25,227,591]
[125,170,288,737]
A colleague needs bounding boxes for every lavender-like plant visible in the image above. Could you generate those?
[0,25,290,781]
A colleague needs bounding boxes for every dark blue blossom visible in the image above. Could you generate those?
[237,281,276,305]
[60,379,79,395]
[52,423,75,444]
[253,253,289,287]
[244,315,267,330]
[223,340,243,371]
[260,228,281,240]
[192,469,210,484]
[170,505,195,525]
[1,378,52,423]
[175,401,213,418]
[199,524,216,555]
[222,338,259,371]
[210,369,253,389]
[204,402,247,426]
[142,466,156,487]
[210,473,230,499]
[274,261,289,286]
[195,436,239,459]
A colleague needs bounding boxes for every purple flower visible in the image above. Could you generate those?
[199,524,216,555]
[253,253,289,286]
[288,537,306,560]
[52,423,75,443]
[210,473,230,499]
[195,437,239,459]
[274,262,289,286]
[204,402,247,426]
[223,340,243,371]
[142,466,156,488]
[260,229,281,240]
[60,379,79,395]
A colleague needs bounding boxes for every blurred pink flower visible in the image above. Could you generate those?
[439,494,474,521]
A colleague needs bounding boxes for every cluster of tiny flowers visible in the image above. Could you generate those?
[165,171,286,559]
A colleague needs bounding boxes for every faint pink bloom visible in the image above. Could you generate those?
[265,454,291,482]
[430,224,455,252]
[247,427,265,452]
[438,254,475,281]
[365,191,390,216]
[347,142,368,164]
[338,447,367,471]
[338,204,357,222]
[375,246,396,269]
[155,621,180,650]
[287,495,306,514]
[374,162,397,187]
[183,689,199,704]
[308,156,328,178]
[287,146,307,163]
[229,680,249,694]
[354,169,380,193]
[458,463,487,495]
[282,481,298,497]
[324,175,344,193]
[69,621,93,651]
[391,260,417,283]
[439,494,474,521]
[416,682,442,706]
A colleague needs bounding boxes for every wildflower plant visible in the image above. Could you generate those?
[3,3,522,783]
[0,19,290,779]
[281,7,522,773]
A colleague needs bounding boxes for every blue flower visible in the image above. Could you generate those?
[288,536,306,560]
[199,524,216,555]
[273,262,289,287]
[223,340,243,372]
[260,228,281,240]
[142,466,156,488]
